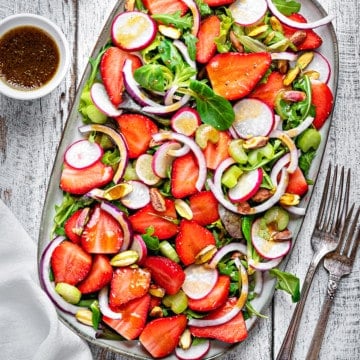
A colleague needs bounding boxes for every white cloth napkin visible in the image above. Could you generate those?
[0,199,93,360]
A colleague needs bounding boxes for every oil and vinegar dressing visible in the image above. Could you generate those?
[0,26,60,91]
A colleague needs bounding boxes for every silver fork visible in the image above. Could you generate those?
[276,164,351,360]
[306,204,360,360]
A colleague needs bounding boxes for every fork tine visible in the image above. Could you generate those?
[333,168,351,232]
[335,203,355,255]
[316,164,333,229]
[342,206,360,258]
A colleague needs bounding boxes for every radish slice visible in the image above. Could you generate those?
[152,141,181,178]
[248,257,283,271]
[208,242,248,269]
[308,51,331,84]
[175,340,210,360]
[64,139,103,170]
[171,107,201,136]
[111,11,157,51]
[251,218,291,259]
[130,234,148,265]
[181,0,200,36]
[232,98,274,139]
[228,168,263,203]
[182,264,218,300]
[135,154,161,185]
[120,180,150,210]
[99,286,122,319]
[266,0,335,29]
[90,83,123,117]
[230,0,268,26]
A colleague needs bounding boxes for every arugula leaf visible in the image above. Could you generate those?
[142,227,160,251]
[273,0,301,16]
[189,80,235,130]
[195,0,212,16]
[299,149,317,176]
[182,32,198,61]
[214,10,234,53]
[269,268,300,302]
[151,11,193,30]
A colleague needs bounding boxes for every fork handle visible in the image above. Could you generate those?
[305,274,341,360]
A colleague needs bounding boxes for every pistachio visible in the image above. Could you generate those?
[195,124,219,149]
[195,244,217,264]
[303,69,320,80]
[281,90,307,102]
[150,187,166,212]
[110,250,139,267]
[280,193,301,206]
[270,16,283,32]
[296,51,314,70]
[242,136,269,150]
[149,285,166,298]
[149,306,164,318]
[229,31,244,52]
[277,59,289,74]
[158,25,181,39]
[174,198,193,220]
[75,309,93,327]
[263,31,276,45]
[103,183,133,200]
[125,0,135,11]
[283,66,301,86]
[179,329,192,350]
[55,282,81,304]
[289,30,307,47]
[247,24,269,37]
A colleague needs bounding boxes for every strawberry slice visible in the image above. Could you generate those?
[143,256,185,295]
[129,198,179,239]
[175,220,216,266]
[206,52,272,101]
[188,275,230,312]
[115,113,158,159]
[203,130,231,170]
[77,254,113,294]
[109,267,151,307]
[81,205,124,254]
[64,208,90,244]
[100,47,142,107]
[282,13,323,51]
[171,152,199,199]
[249,71,288,109]
[142,0,188,16]
[196,15,221,64]
[51,240,92,286]
[204,0,235,6]
[60,161,114,195]
[103,294,151,340]
[189,190,220,226]
[310,80,334,129]
[286,166,309,197]
[189,298,248,343]
[139,315,187,358]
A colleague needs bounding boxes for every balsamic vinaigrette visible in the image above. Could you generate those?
[0,26,60,91]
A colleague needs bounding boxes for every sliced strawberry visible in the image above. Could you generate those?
[139,315,187,358]
[310,80,334,129]
[249,71,288,109]
[175,220,216,266]
[188,275,230,312]
[204,0,235,6]
[143,256,185,295]
[286,166,309,197]
[206,52,272,101]
[115,113,158,159]
[171,152,199,199]
[142,0,188,16]
[196,15,221,64]
[109,267,151,307]
[81,205,124,254]
[203,130,231,170]
[282,13,323,51]
[103,294,151,340]
[189,190,220,226]
[51,240,92,286]
[189,298,248,343]
[60,161,114,195]
[77,254,113,294]
[129,198,179,239]
[64,208,90,244]
[100,47,142,107]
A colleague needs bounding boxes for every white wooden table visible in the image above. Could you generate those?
[1,1,359,359]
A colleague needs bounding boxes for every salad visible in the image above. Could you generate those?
[39,0,335,358]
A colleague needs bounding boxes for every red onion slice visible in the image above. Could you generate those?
[271,52,298,61]
[181,0,200,36]
[248,257,283,271]
[98,286,122,319]
[208,242,248,269]
[284,116,315,138]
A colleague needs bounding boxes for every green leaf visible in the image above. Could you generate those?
[142,227,160,251]
[134,64,173,92]
[195,0,212,16]
[182,32,198,61]
[269,268,300,302]
[273,0,301,16]
[189,80,234,131]
[299,149,317,176]
[152,11,193,30]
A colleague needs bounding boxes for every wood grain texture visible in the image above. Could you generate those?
[1,0,359,359]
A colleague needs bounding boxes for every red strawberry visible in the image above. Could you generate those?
[189,298,248,343]
[188,275,230,312]
[139,315,187,358]
[310,80,334,129]
[100,47,142,107]
[203,130,231,170]
[64,208,90,244]
[286,167,309,197]
[109,267,151,307]
[189,190,220,226]
[103,294,151,340]
[77,254,113,294]
[60,161,114,195]
[129,198,179,239]
[206,52,272,100]
[282,13,323,51]
[196,15,221,64]
[204,0,235,6]
[175,220,216,266]
[51,240,92,286]
[142,0,188,16]
[171,152,199,198]
[81,205,124,254]
[143,256,185,295]
[115,113,158,159]
[249,71,288,109]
